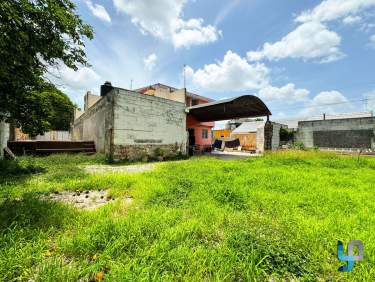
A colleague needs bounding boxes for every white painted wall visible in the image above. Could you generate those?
[35,131,71,141]
[72,94,113,153]
[0,121,9,158]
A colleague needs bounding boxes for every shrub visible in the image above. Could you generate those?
[293,141,305,150]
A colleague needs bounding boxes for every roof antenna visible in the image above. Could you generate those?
[130,79,133,90]
[183,64,186,89]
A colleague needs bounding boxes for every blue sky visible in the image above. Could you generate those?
[52,0,375,121]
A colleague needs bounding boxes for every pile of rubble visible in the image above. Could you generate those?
[45,190,133,210]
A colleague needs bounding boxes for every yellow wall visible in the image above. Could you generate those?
[232,133,257,150]
[143,88,186,103]
[213,129,231,139]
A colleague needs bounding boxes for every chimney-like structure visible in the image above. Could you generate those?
[100,81,113,97]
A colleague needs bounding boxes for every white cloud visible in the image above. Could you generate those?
[48,65,101,91]
[258,83,310,102]
[247,0,375,64]
[172,18,221,49]
[370,34,375,47]
[295,0,375,23]
[247,21,344,63]
[301,90,350,116]
[143,53,157,71]
[45,65,101,107]
[342,15,362,24]
[186,51,269,91]
[112,0,221,48]
[214,120,229,130]
[86,0,111,23]
[311,90,347,104]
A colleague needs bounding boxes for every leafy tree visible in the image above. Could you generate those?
[0,0,93,135]
[15,83,75,137]
[280,127,294,142]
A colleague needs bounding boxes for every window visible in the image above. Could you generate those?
[202,129,208,139]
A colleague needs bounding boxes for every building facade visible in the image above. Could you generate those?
[231,120,282,152]
[72,83,193,161]
[296,116,375,149]
[138,83,215,151]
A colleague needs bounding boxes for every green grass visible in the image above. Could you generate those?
[1,151,375,281]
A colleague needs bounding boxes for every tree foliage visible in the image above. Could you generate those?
[16,83,75,137]
[280,128,294,142]
[0,0,93,135]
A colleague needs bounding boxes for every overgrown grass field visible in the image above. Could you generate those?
[0,151,374,281]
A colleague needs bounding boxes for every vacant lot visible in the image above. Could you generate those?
[0,151,374,281]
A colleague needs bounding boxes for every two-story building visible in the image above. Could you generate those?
[136,83,215,152]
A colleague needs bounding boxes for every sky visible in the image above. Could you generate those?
[51,0,375,124]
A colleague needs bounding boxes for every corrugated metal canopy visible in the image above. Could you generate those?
[187,95,271,122]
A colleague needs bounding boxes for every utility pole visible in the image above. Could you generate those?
[130,79,133,90]
[364,95,369,112]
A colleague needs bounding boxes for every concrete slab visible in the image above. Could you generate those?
[83,164,155,174]
[206,151,260,160]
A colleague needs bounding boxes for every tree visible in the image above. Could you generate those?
[14,83,75,137]
[0,0,93,135]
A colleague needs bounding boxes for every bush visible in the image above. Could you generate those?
[280,128,294,142]
[293,141,305,150]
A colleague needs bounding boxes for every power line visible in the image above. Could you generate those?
[269,96,375,112]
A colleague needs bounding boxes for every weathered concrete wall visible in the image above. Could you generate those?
[84,92,101,111]
[0,121,9,158]
[71,94,113,154]
[256,122,281,153]
[272,123,281,150]
[74,108,84,120]
[111,89,187,161]
[296,117,375,149]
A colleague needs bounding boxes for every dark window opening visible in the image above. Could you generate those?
[202,129,208,139]
[188,129,195,145]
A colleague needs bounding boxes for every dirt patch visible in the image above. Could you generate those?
[45,190,133,210]
[83,164,155,174]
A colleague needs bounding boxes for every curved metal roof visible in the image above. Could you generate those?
[187,95,271,122]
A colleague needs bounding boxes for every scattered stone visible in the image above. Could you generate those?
[44,190,120,210]
[125,196,133,204]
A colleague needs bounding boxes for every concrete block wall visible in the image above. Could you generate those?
[271,123,281,150]
[296,117,375,148]
[111,89,187,161]
[256,126,264,153]
[256,122,281,153]
[71,94,113,154]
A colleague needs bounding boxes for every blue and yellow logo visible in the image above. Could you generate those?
[337,240,364,272]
